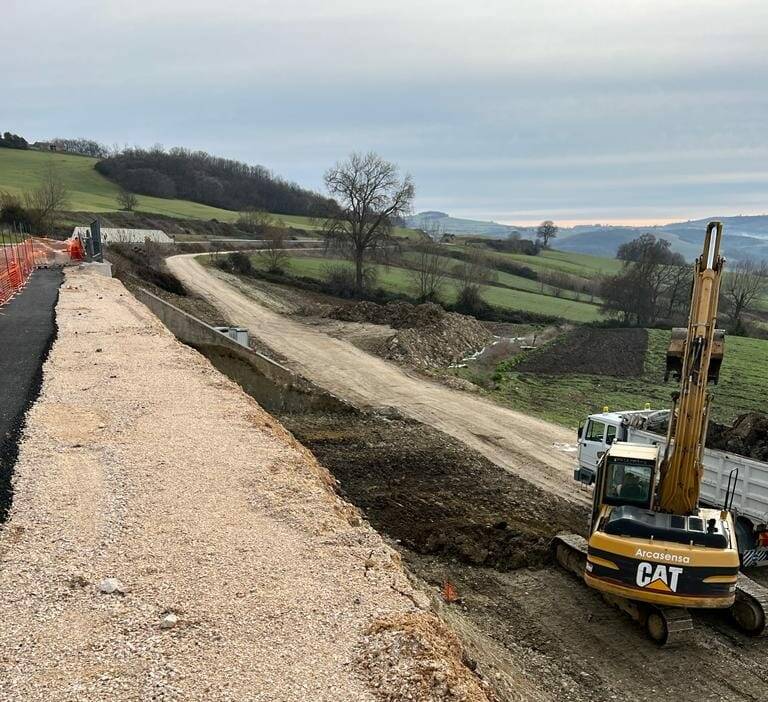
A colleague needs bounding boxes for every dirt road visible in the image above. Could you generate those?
[167,254,586,505]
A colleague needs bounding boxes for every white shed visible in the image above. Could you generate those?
[72,227,174,244]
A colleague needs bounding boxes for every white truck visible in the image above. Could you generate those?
[574,409,768,568]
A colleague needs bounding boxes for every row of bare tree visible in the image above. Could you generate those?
[599,233,768,332]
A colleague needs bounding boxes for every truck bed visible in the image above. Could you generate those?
[628,427,768,525]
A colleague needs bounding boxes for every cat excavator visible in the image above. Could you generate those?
[554,221,768,645]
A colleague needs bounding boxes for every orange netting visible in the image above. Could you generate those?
[0,236,75,306]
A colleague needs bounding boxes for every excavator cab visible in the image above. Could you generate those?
[590,443,656,529]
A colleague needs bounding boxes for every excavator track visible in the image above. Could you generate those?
[552,533,694,646]
[732,573,768,637]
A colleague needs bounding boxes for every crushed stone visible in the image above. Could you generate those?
[0,268,490,702]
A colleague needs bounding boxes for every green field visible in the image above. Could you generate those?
[0,148,417,237]
[264,211,413,238]
[0,148,243,221]
[249,254,603,322]
[401,250,601,303]
[450,245,622,279]
[484,329,767,427]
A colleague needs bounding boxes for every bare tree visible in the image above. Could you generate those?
[599,234,688,325]
[24,165,70,232]
[237,209,274,234]
[408,239,449,302]
[722,259,768,333]
[323,152,414,294]
[536,220,558,248]
[258,229,290,274]
[453,249,497,313]
[117,188,138,211]
[660,264,692,322]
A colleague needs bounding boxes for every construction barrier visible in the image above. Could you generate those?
[0,235,72,306]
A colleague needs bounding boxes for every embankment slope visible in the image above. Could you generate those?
[0,267,489,701]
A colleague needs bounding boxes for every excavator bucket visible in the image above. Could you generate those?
[665,328,724,383]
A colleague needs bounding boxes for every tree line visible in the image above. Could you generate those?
[0,131,109,156]
[599,233,768,333]
[95,147,337,216]
[0,132,29,149]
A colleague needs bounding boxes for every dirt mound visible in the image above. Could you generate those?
[385,313,494,368]
[329,300,446,329]
[358,612,494,702]
[514,327,648,376]
[709,412,768,461]
[643,411,768,462]
[313,300,493,368]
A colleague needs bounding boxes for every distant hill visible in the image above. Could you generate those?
[405,211,535,238]
[557,216,768,262]
[407,210,768,262]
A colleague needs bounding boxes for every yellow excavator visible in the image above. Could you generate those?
[554,221,768,645]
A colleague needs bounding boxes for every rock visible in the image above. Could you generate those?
[67,573,89,589]
[160,613,179,629]
[98,577,125,595]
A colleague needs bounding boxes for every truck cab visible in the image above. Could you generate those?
[575,411,626,484]
[574,409,664,485]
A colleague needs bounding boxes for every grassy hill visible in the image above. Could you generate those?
[404,211,527,237]
[0,148,242,221]
[468,247,622,278]
[247,253,603,322]
[0,149,418,237]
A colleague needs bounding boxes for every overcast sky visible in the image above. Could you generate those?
[4,0,768,225]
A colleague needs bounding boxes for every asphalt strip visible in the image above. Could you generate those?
[0,268,63,520]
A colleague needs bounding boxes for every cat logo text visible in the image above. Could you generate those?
[635,562,683,593]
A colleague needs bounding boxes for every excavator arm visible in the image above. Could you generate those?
[658,221,725,514]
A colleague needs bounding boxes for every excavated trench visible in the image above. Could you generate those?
[152,302,768,702]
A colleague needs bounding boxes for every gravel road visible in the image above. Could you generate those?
[167,254,586,506]
[0,268,490,701]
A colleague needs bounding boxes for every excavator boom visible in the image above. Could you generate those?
[658,221,725,514]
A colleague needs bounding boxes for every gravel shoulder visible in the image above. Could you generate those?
[0,267,490,702]
[167,254,586,506]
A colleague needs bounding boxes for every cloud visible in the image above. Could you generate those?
[3,0,768,223]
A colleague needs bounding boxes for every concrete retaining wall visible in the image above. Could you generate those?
[134,287,353,414]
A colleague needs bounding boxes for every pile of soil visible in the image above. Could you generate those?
[313,300,493,368]
[640,411,768,462]
[709,412,768,461]
[358,612,493,702]
[327,300,446,329]
[514,327,648,376]
[384,313,493,368]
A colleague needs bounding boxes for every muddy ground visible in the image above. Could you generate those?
[281,411,586,570]
[280,406,768,702]
[514,327,648,377]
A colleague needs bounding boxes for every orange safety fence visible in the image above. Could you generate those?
[0,236,75,306]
